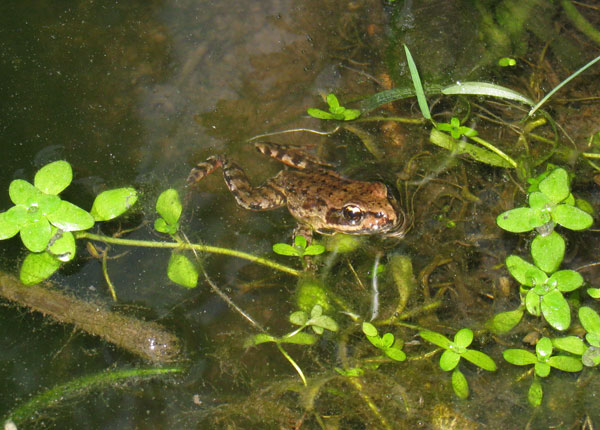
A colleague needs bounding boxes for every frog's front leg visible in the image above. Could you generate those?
[188,155,286,211]
[293,223,314,244]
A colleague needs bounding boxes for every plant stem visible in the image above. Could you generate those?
[560,0,600,46]
[355,116,427,124]
[276,343,307,386]
[4,367,182,426]
[75,232,300,277]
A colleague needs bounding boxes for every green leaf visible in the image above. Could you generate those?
[155,189,182,226]
[497,207,550,233]
[280,332,317,345]
[154,217,177,235]
[541,290,570,331]
[4,205,28,227]
[419,330,452,349]
[587,288,600,299]
[551,204,593,230]
[47,201,94,232]
[534,362,551,377]
[539,168,569,203]
[303,244,325,256]
[34,160,72,195]
[528,379,543,407]
[294,235,307,249]
[381,332,395,349]
[547,355,583,372]
[385,347,406,362]
[536,337,553,359]
[289,311,308,326]
[451,369,469,399]
[310,304,323,319]
[552,336,586,355]
[531,232,564,273]
[90,188,138,222]
[362,322,378,337]
[167,253,198,288]
[454,328,473,348]
[486,308,524,334]
[272,243,301,257]
[20,218,52,252]
[462,350,497,371]
[525,289,541,316]
[245,333,277,347]
[582,346,600,367]
[579,307,600,334]
[441,81,534,106]
[307,108,335,120]
[0,211,21,240]
[47,230,76,262]
[575,198,594,215]
[311,315,338,332]
[312,325,324,335]
[9,179,40,205]
[326,93,340,110]
[506,255,547,287]
[19,251,62,285]
[503,349,537,365]
[440,350,460,371]
[404,44,430,119]
[587,333,600,348]
[528,191,551,209]
[36,194,61,218]
[342,109,361,121]
[366,334,385,349]
[548,270,583,292]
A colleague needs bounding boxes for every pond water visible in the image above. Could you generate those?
[1,0,600,428]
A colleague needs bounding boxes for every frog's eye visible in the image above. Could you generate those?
[342,204,364,223]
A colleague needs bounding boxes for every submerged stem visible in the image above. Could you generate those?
[75,232,300,277]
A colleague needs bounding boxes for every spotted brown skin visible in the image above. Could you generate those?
[188,142,406,238]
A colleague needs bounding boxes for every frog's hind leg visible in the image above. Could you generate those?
[188,155,286,211]
[255,142,333,170]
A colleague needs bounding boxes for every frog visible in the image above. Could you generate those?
[187,142,407,240]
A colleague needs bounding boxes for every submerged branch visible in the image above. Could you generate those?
[0,273,182,363]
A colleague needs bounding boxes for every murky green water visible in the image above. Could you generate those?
[1,0,600,428]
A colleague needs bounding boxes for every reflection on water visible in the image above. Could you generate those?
[1,0,600,428]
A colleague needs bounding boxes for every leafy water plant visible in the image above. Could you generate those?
[419,328,497,399]
[492,167,594,332]
[0,161,137,285]
[307,93,361,121]
[435,117,478,140]
[362,322,406,362]
[272,235,325,258]
[503,337,582,407]
[578,306,600,367]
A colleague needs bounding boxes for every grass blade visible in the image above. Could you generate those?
[529,54,600,117]
[404,44,431,120]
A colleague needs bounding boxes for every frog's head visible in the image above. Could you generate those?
[318,183,407,237]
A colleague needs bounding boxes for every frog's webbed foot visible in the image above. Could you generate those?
[187,155,223,185]
[187,154,286,211]
[255,142,334,170]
